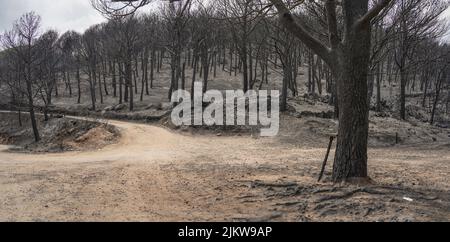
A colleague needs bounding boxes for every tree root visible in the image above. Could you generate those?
[251,180,298,188]
[316,187,387,203]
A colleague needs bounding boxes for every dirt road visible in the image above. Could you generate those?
[0,118,449,221]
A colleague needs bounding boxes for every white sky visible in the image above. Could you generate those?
[442,7,450,42]
[0,0,107,34]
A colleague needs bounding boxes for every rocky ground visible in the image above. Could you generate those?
[0,112,119,153]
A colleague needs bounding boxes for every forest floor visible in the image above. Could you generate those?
[0,111,449,222]
[0,66,449,221]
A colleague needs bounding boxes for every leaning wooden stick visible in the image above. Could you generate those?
[318,136,335,182]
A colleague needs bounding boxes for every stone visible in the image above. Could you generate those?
[113,104,127,111]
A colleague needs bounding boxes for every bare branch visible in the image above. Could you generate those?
[355,0,394,29]
[269,0,334,65]
[325,0,340,50]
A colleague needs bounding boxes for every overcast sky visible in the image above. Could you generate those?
[0,0,106,34]
[1,0,450,39]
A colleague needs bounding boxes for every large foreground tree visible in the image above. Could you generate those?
[269,0,393,182]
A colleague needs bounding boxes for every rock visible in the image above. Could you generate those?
[103,106,114,112]
[403,196,414,202]
[397,216,414,222]
[436,122,449,129]
[406,105,429,122]
[321,95,331,104]
[157,102,172,111]
[145,104,157,110]
[292,113,302,118]
[299,110,334,119]
[113,104,127,111]
[374,111,390,118]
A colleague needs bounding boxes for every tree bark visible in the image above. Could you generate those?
[26,77,40,142]
[150,49,155,89]
[331,1,372,182]
[76,64,81,104]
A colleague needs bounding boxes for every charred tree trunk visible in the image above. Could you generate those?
[119,63,123,104]
[97,66,103,104]
[376,62,382,112]
[430,71,446,125]
[88,68,97,111]
[125,55,133,111]
[331,3,371,182]
[201,46,209,93]
[150,49,155,90]
[76,64,81,104]
[181,62,186,90]
[281,67,289,112]
[400,69,407,120]
[191,53,198,100]
[102,61,109,96]
[112,61,117,98]
[26,74,40,142]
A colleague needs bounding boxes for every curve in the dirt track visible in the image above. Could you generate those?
[0,110,195,163]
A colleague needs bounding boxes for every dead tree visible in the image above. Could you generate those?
[36,30,61,121]
[270,0,394,182]
[2,12,42,142]
[81,25,102,111]
[161,0,191,98]
[390,0,448,120]
[218,0,260,93]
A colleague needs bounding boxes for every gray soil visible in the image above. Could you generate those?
[0,66,448,222]
[0,112,449,222]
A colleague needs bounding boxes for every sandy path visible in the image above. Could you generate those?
[0,118,449,221]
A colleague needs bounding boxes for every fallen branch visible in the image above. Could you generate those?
[318,136,335,182]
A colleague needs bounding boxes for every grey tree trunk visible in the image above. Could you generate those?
[125,56,134,111]
[331,1,372,181]
[77,65,81,104]
[26,77,40,142]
